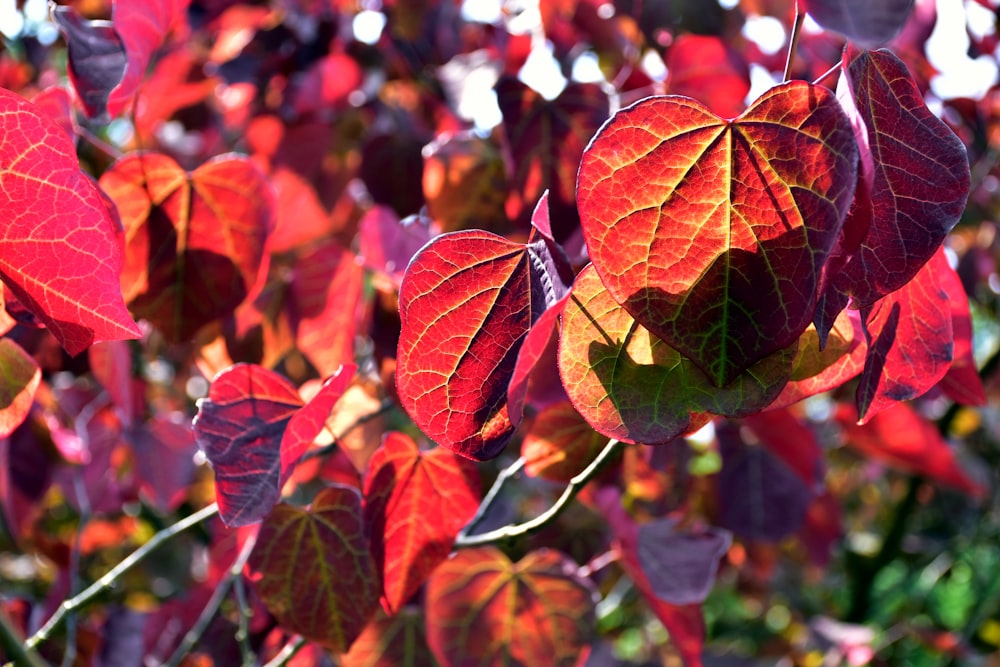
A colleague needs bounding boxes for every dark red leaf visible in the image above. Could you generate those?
[358,206,437,285]
[559,265,793,445]
[742,409,825,489]
[0,89,141,355]
[100,152,274,343]
[836,402,984,497]
[89,340,142,428]
[397,230,568,460]
[247,485,380,653]
[577,81,857,386]
[425,547,597,667]
[0,338,40,439]
[936,255,986,406]
[52,6,127,119]
[362,432,480,612]
[507,294,569,420]
[130,414,198,512]
[856,248,954,421]
[832,46,970,308]
[636,518,732,605]
[802,0,915,47]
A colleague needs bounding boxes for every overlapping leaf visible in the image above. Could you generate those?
[247,485,380,653]
[193,363,354,526]
[425,547,597,667]
[342,608,440,667]
[522,401,606,483]
[577,81,857,386]
[51,7,127,119]
[0,88,140,355]
[100,152,274,343]
[362,432,481,612]
[855,248,954,421]
[558,265,793,445]
[0,338,40,439]
[397,230,568,460]
[802,0,915,47]
[831,46,970,309]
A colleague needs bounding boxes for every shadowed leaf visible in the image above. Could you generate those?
[802,0,915,47]
[522,401,606,483]
[636,518,732,605]
[52,7,126,119]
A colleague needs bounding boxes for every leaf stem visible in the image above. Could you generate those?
[26,503,220,650]
[783,2,806,82]
[454,439,624,548]
[162,529,257,667]
[262,636,306,667]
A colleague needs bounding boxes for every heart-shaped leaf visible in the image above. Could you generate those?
[802,0,915,47]
[558,264,793,445]
[397,229,568,460]
[425,547,597,667]
[362,432,481,612]
[0,89,141,355]
[100,152,274,343]
[636,518,732,605]
[194,363,354,526]
[577,80,857,386]
[0,338,40,439]
[831,47,970,308]
[247,485,380,653]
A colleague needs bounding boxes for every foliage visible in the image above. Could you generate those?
[0,0,999,665]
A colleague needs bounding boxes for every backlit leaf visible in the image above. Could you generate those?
[856,248,953,422]
[522,401,606,483]
[363,432,481,612]
[665,34,750,119]
[342,607,440,667]
[837,402,984,497]
[247,485,380,653]
[832,46,970,308]
[0,88,141,355]
[558,265,793,445]
[577,81,857,386]
[100,152,274,343]
[425,547,596,667]
[0,338,40,439]
[397,230,568,460]
[802,0,915,47]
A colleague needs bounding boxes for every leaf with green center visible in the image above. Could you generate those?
[831,46,970,309]
[425,547,597,667]
[0,88,140,355]
[577,81,857,386]
[0,339,40,439]
[100,152,274,343]
[247,484,380,653]
[558,265,794,445]
[362,432,481,613]
[396,229,568,460]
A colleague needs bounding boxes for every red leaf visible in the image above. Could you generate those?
[342,608,440,667]
[247,485,380,653]
[425,547,597,667]
[559,265,793,445]
[666,34,750,119]
[856,248,954,421]
[358,205,437,285]
[802,0,915,47]
[0,338,40,439]
[362,432,480,612]
[0,88,140,355]
[832,47,970,308]
[577,81,857,386]
[837,402,984,497]
[507,293,569,420]
[936,255,986,406]
[100,152,274,343]
[194,364,353,526]
[522,401,607,483]
[397,230,568,460]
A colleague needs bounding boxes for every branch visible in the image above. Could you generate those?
[783,1,805,81]
[262,636,306,667]
[454,439,624,548]
[26,503,220,650]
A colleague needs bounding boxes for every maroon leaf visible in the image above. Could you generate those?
[832,46,970,308]
[636,518,732,605]
[802,0,915,47]
[247,485,380,653]
[742,409,825,489]
[0,338,40,439]
[342,608,440,667]
[89,340,141,428]
[52,6,127,119]
[358,205,437,285]
[130,414,198,513]
[362,432,481,612]
[856,248,954,422]
[0,88,141,355]
[397,230,568,460]
[425,547,597,667]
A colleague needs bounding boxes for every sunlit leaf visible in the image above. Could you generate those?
[558,265,793,445]
[342,607,440,667]
[425,547,596,667]
[362,432,481,612]
[522,401,607,483]
[247,485,380,652]
[577,81,857,386]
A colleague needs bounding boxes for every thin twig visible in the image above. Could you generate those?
[162,530,258,667]
[262,636,306,667]
[783,2,806,82]
[811,61,843,88]
[454,439,624,548]
[232,570,255,665]
[26,503,220,650]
